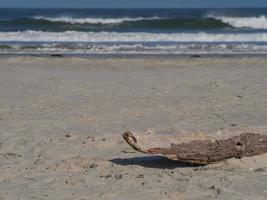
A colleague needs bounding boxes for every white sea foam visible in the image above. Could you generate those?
[2,43,267,55]
[208,15,267,29]
[1,30,267,42]
[33,16,160,24]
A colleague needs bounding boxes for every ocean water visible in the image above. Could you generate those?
[1,8,267,54]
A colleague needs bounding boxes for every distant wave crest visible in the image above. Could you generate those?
[0,16,233,30]
[34,15,267,29]
[208,15,267,29]
[33,16,161,24]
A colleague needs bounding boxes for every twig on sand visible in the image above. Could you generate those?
[123,131,267,165]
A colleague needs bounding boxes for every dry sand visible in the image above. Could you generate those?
[0,55,266,200]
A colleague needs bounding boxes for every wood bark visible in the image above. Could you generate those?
[123,132,267,164]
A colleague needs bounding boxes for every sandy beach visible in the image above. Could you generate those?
[0,55,267,200]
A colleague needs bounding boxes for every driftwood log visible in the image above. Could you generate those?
[123,131,267,164]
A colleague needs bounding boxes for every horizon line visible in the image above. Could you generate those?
[1,7,267,9]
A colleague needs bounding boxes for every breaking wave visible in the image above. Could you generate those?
[0,16,232,31]
[208,15,267,29]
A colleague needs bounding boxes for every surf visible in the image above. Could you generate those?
[208,15,267,29]
[2,31,267,42]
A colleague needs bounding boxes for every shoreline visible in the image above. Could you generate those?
[1,53,267,59]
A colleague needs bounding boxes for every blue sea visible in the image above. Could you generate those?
[1,8,267,54]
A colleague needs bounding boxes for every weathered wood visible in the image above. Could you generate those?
[123,131,267,164]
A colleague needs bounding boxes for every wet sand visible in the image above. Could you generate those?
[0,56,266,200]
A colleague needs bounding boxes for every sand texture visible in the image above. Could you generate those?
[0,56,267,200]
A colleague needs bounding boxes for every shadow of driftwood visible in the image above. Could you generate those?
[110,156,204,169]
